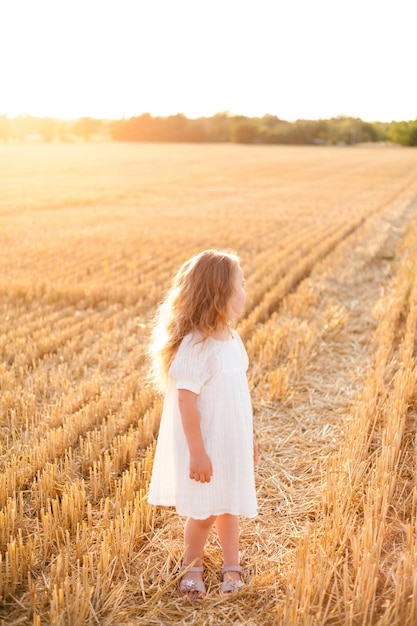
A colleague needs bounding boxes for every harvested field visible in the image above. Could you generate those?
[1,142,417,625]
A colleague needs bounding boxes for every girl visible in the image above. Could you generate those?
[148,249,258,600]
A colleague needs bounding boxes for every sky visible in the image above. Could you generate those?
[0,0,416,123]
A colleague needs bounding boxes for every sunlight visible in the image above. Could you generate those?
[1,0,415,122]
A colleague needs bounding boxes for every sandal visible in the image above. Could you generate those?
[221,565,245,594]
[179,565,206,601]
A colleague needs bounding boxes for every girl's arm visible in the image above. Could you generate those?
[254,441,259,466]
[178,388,213,483]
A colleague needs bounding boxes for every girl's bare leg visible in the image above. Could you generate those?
[215,514,242,583]
[183,515,216,585]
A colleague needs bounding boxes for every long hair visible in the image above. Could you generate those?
[149,249,240,390]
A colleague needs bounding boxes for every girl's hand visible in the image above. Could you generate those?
[189,452,213,483]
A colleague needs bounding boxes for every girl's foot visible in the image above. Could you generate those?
[221,565,245,594]
[179,565,206,601]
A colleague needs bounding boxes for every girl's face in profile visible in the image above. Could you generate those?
[228,265,246,322]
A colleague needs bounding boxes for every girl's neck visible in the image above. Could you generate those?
[210,325,233,341]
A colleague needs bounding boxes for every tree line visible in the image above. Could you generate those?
[1,113,416,146]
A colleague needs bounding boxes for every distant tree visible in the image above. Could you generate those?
[258,115,291,143]
[409,122,417,146]
[388,120,417,146]
[12,115,37,141]
[357,121,378,143]
[204,113,231,142]
[0,116,10,142]
[323,116,356,145]
[111,114,160,141]
[106,112,394,146]
[372,122,390,142]
[72,117,101,141]
[162,114,187,141]
[38,117,57,142]
[231,118,258,143]
[291,120,317,144]
[184,118,208,142]
[56,119,72,142]
[312,120,326,143]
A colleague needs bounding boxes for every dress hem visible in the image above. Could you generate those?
[148,499,258,520]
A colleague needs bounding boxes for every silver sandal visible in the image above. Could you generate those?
[221,565,245,593]
[179,565,206,601]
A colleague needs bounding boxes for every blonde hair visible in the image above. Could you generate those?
[149,249,240,390]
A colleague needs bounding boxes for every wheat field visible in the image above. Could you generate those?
[1,142,417,625]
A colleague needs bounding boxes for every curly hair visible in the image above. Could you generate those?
[149,249,240,390]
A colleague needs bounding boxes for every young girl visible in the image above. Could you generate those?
[148,249,258,600]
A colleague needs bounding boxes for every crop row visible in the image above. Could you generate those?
[278,208,417,623]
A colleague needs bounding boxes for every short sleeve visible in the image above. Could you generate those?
[169,333,215,394]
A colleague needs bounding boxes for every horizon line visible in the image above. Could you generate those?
[1,111,413,125]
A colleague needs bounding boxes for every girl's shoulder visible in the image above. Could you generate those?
[178,331,213,355]
[170,331,219,386]
[180,330,203,346]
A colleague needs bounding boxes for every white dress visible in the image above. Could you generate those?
[148,330,258,520]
